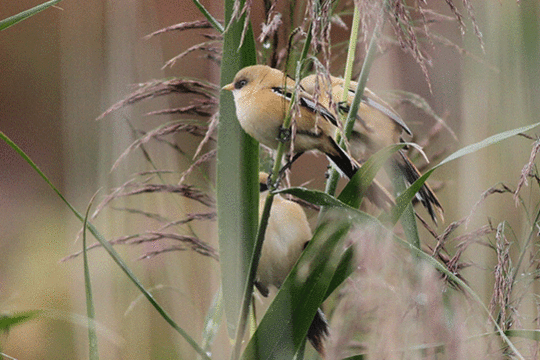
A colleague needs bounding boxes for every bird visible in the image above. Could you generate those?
[222,64,357,177]
[300,74,444,223]
[222,65,393,209]
[256,172,328,355]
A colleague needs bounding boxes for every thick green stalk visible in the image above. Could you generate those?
[218,0,259,354]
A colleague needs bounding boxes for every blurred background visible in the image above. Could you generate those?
[1,0,539,359]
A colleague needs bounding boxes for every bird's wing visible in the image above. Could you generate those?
[344,86,413,136]
[271,86,339,128]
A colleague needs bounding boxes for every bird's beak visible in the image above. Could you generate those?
[222,83,234,91]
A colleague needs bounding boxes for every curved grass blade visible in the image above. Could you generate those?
[385,122,540,226]
[342,355,365,360]
[0,310,42,331]
[338,143,407,208]
[276,186,357,210]
[338,142,422,250]
[0,0,62,31]
[0,131,211,360]
[505,329,540,342]
[392,174,421,251]
[192,0,224,33]
[337,142,419,250]
[324,243,355,299]
[83,193,99,360]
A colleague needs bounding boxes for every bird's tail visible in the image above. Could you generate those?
[307,308,329,355]
[325,136,358,179]
[326,138,394,210]
[394,151,444,224]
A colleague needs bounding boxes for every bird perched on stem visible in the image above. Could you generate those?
[222,65,356,176]
[222,65,393,209]
[256,172,328,355]
[300,74,444,224]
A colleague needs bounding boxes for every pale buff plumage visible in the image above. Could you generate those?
[256,173,312,294]
[300,74,443,223]
[223,65,394,209]
[222,65,357,178]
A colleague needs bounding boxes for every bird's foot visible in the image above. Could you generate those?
[277,126,291,143]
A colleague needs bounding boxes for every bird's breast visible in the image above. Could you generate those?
[234,91,287,149]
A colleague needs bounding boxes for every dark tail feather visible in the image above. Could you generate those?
[307,308,329,355]
[395,151,444,224]
[325,136,358,179]
[326,137,394,210]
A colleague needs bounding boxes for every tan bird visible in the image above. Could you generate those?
[300,74,443,223]
[223,65,393,209]
[222,65,357,177]
[257,172,328,355]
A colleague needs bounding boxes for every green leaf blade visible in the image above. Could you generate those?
[386,122,540,225]
[218,0,259,343]
[0,310,42,331]
[0,0,62,31]
[338,143,407,208]
[0,131,210,359]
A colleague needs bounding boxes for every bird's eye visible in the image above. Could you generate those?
[234,79,248,90]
